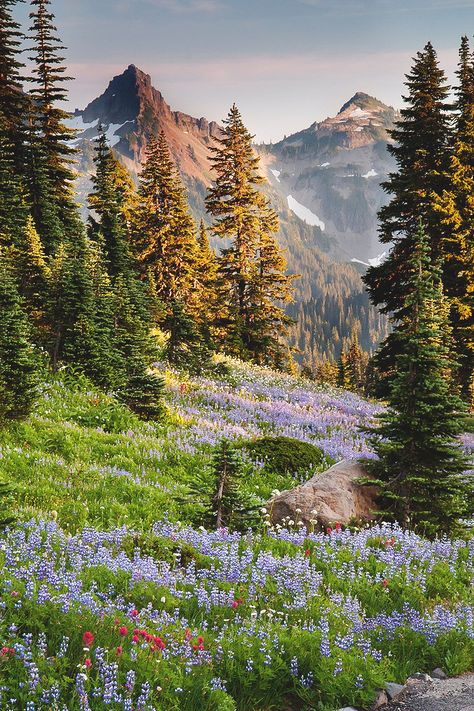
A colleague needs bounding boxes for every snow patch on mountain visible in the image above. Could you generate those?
[362,169,378,179]
[351,251,388,268]
[270,169,281,183]
[350,107,370,118]
[287,195,325,231]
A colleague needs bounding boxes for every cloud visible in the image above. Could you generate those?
[298,0,474,12]
[142,0,222,12]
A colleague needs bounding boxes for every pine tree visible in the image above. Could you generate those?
[364,223,472,537]
[336,350,351,390]
[194,220,219,346]
[133,132,200,307]
[0,249,39,422]
[433,37,474,406]
[188,439,259,531]
[206,104,296,365]
[163,300,209,372]
[0,115,28,247]
[363,43,453,390]
[46,232,118,387]
[11,216,50,345]
[0,0,28,159]
[88,129,135,278]
[27,0,78,241]
[345,330,368,394]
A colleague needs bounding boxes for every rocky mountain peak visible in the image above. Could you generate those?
[81,64,166,126]
[338,91,389,115]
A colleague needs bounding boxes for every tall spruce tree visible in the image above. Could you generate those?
[133,132,200,308]
[27,0,78,243]
[88,129,135,278]
[363,43,453,392]
[364,223,472,537]
[206,104,295,366]
[433,37,474,406]
[0,249,39,422]
[0,115,28,246]
[0,0,28,159]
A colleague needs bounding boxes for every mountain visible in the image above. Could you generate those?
[69,67,389,367]
[259,92,398,263]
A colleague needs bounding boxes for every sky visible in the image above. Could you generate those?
[15,0,474,142]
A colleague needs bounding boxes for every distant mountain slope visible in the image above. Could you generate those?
[69,67,389,366]
[260,92,398,263]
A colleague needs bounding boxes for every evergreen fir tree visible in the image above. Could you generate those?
[163,300,209,372]
[11,216,50,345]
[433,37,474,406]
[206,104,295,365]
[46,232,119,387]
[336,351,351,390]
[188,439,259,531]
[194,220,219,347]
[27,0,78,240]
[364,223,472,537]
[0,0,28,160]
[363,43,453,390]
[88,129,135,278]
[0,115,28,246]
[345,330,368,394]
[133,132,200,307]
[0,249,39,422]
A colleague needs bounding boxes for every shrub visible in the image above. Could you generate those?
[242,436,325,476]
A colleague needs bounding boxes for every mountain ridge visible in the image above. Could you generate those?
[69,64,389,367]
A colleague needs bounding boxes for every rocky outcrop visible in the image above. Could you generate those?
[268,459,378,527]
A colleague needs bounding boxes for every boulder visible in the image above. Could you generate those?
[268,459,378,528]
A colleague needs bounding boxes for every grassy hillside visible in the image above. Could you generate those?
[0,359,472,710]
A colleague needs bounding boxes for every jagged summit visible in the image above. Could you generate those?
[338,91,391,115]
[81,64,164,126]
[69,65,221,180]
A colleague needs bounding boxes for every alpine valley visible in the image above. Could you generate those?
[69,65,394,367]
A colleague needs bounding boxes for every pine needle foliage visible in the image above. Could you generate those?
[364,223,472,538]
[187,440,260,531]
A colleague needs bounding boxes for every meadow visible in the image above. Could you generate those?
[0,359,472,710]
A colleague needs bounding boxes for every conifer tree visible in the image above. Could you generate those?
[11,216,50,344]
[363,43,452,389]
[206,104,295,365]
[46,233,118,387]
[133,132,200,307]
[188,439,259,531]
[0,249,39,422]
[163,300,209,372]
[194,220,219,346]
[27,0,78,240]
[0,116,28,246]
[88,129,135,278]
[364,223,472,537]
[0,0,28,159]
[433,37,474,406]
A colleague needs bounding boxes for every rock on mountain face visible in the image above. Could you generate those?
[70,68,389,366]
[70,64,220,183]
[261,92,398,263]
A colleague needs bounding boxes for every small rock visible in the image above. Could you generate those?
[338,707,359,711]
[371,689,389,709]
[407,673,432,683]
[385,682,406,700]
[432,668,447,680]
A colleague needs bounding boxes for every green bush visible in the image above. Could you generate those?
[242,436,326,476]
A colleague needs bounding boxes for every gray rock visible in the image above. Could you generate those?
[338,707,359,711]
[407,673,432,683]
[371,689,389,709]
[385,682,406,700]
[268,459,379,528]
[431,668,447,680]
